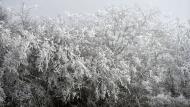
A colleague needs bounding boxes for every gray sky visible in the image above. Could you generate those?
[1,0,190,20]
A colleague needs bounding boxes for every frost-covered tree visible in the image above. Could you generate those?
[0,5,190,107]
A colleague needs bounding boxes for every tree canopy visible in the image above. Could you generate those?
[0,6,190,107]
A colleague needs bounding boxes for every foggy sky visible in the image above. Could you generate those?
[2,0,190,21]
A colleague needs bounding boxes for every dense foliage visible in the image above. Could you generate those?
[0,6,190,107]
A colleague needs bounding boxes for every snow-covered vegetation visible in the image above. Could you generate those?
[0,5,190,107]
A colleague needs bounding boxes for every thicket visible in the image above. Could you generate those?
[0,6,190,107]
